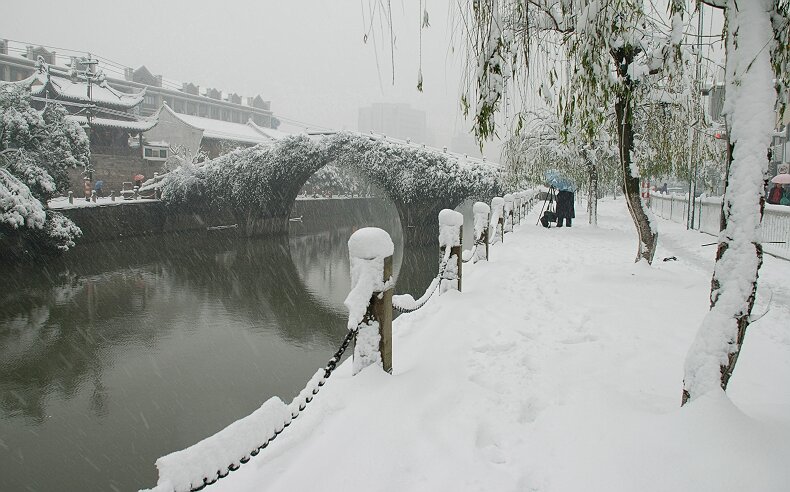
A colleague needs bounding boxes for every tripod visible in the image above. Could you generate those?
[535,186,557,227]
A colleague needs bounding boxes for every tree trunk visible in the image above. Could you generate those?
[682,0,774,405]
[587,161,598,227]
[613,47,658,263]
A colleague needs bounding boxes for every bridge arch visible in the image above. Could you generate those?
[162,131,502,243]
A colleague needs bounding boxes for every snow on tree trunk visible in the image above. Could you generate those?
[614,47,658,264]
[587,161,598,227]
[682,0,776,405]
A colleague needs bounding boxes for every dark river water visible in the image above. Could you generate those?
[0,199,461,492]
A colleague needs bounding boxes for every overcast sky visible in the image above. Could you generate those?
[1,1,724,160]
[1,1,487,150]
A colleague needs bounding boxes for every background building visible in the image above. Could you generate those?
[0,39,278,129]
[358,103,429,145]
[0,39,285,195]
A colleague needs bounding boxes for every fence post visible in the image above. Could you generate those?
[503,194,514,233]
[439,209,463,292]
[516,194,522,225]
[68,191,73,204]
[347,228,394,375]
[472,202,491,262]
[91,190,97,203]
[134,186,140,200]
[491,197,505,243]
[110,190,115,202]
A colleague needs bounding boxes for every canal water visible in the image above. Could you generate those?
[0,199,458,492]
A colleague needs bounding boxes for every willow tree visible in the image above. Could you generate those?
[501,109,619,226]
[681,0,790,405]
[455,0,687,263]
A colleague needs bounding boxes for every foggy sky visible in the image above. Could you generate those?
[1,1,485,151]
[1,1,724,160]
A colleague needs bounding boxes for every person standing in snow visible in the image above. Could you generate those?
[781,187,790,206]
[83,177,92,202]
[768,183,783,204]
[555,189,575,227]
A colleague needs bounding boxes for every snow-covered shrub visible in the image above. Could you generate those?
[0,84,88,252]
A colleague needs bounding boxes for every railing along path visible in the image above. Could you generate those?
[649,191,790,260]
[142,189,540,492]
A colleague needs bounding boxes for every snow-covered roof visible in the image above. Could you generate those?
[162,104,280,145]
[25,71,145,109]
[67,114,158,132]
[248,120,288,141]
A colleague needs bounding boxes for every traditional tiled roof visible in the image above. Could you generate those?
[67,114,158,132]
[247,120,288,141]
[162,104,278,145]
[26,70,145,109]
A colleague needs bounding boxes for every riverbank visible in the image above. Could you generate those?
[203,198,790,492]
[0,198,422,492]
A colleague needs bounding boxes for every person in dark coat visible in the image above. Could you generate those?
[555,189,575,227]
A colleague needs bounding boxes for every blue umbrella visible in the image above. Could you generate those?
[545,169,576,192]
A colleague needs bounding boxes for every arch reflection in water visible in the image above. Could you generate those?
[0,199,441,492]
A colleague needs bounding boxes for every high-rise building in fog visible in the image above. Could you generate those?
[358,103,429,144]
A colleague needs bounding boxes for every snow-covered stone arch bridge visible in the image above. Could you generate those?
[162,131,502,243]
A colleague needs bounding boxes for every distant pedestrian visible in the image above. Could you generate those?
[83,177,92,202]
[94,180,104,198]
[781,188,790,206]
[659,182,668,194]
[768,183,783,204]
[555,189,575,227]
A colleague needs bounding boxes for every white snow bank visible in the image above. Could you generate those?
[210,198,790,492]
[144,397,290,492]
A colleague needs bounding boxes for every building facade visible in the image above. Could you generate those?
[358,103,429,145]
[0,40,278,129]
[1,40,284,196]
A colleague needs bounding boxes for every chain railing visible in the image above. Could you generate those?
[143,189,539,492]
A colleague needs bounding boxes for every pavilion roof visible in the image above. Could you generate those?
[24,70,145,109]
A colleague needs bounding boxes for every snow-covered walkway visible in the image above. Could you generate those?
[212,198,790,492]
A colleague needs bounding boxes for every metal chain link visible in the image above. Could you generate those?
[393,250,453,314]
[189,194,539,491]
[189,327,358,492]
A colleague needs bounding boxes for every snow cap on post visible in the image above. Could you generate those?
[345,227,393,331]
[348,227,394,260]
[438,209,464,248]
[491,196,505,210]
[473,201,491,215]
[504,193,514,204]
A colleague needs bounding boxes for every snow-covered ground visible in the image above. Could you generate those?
[48,196,159,209]
[201,198,790,492]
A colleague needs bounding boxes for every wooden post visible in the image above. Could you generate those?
[438,209,463,292]
[484,213,490,261]
[134,186,139,200]
[91,190,96,203]
[110,190,115,202]
[498,215,505,243]
[453,226,462,292]
[374,256,393,373]
[68,191,73,204]
[348,228,394,375]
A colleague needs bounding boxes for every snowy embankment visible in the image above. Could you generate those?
[206,198,790,492]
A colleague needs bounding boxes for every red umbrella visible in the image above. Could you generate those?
[770,173,790,184]
[134,174,145,182]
